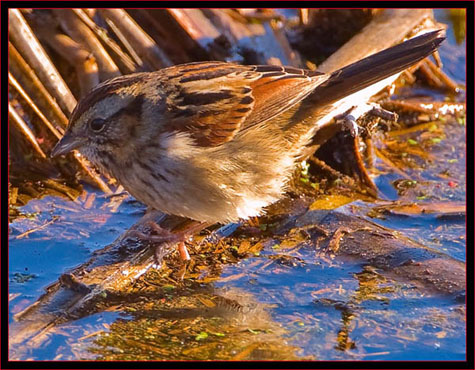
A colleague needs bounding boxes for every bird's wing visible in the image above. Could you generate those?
[162,62,329,147]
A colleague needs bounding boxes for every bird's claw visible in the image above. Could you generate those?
[335,103,398,137]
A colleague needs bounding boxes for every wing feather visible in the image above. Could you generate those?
[162,62,329,146]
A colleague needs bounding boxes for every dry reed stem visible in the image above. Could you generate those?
[9,9,77,114]
[99,9,172,69]
[318,9,434,72]
[425,57,460,92]
[24,10,100,95]
[72,8,137,74]
[35,29,99,97]
[53,9,120,81]
[103,15,144,68]
[168,9,221,49]
[8,73,62,140]
[54,34,99,97]
[9,42,69,130]
[9,102,47,159]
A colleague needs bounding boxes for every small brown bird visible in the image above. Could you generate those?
[52,30,444,225]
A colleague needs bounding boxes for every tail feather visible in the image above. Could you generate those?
[308,30,446,106]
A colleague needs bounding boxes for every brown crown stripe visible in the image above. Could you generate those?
[70,73,149,125]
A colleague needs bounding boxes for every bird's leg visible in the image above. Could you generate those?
[177,242,190,261]
[123,208,171,243]
[127,213,211,265]
[334,106,360,138]
[332,102,399,197]
[332,104,383,197]
[153,221,211,268]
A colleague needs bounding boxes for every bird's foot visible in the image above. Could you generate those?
[335,102,398,136]
[334,107,360,137]
[126,218,210,267]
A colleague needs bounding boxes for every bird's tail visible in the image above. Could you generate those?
[308,29,446,106]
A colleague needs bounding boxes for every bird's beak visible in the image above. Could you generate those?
[50,132,87,158]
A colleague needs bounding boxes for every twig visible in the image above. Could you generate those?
[363,137,375,170]
[418,62,445,89]
[77,330,104,341]
[401,70,417,85]
[24,10,99,95]
[43,179,80,202]
[204,9,298,65]
[54,34,99,97]
[9,102,46,159]
[432,49,443,68]
[168,9,221,50]
[72,152,113,194]
[8,73,62,140]
[308,156,352,181]
[16,216,60,239]
[382,100,465,116]
[373,147,411,179]
[381,99,437,114]
[387,121,439,137]
[425,57,459,92]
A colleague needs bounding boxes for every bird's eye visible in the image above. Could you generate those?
[89,118,106,132]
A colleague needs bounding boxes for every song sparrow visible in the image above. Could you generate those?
[52,30,444,224]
